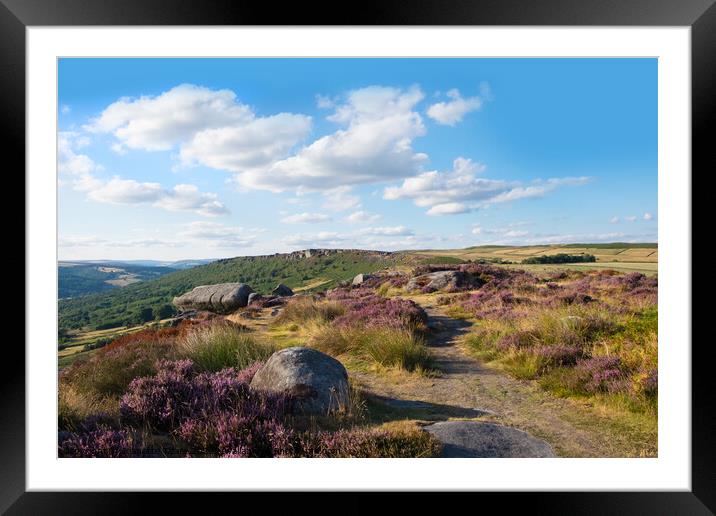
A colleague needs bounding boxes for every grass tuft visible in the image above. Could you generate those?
[176,322,277,372]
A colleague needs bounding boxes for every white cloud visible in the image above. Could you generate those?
[180,221,262,248]
[60,104,71,115]
[610,216,620,224]
[153,184,229,217]
[356,225,414,236]
[280,212,331,224]
[85,178,228,217]
[85,84,255,151]
[316,94,337,109]
[285,231,347,247]
[625,216,638,222]
[233,85,428,192]
[322,187,362,212]
[385,157,591,215]
[58,131,228,217]
[344,211,382,224]
[644,212,654,221]
[87,178,163,204]
[180,113,311,173]
[426,202,471,216]
[58,132,103,191]
[426,88,483,126]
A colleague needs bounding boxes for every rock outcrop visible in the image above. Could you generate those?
[173,283,254,314]
[249,347,350,415]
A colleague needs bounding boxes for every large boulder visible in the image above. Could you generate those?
[272,283,294,297]
[249,347,350,415]
[406,270,475,292]
[173,283,254,314]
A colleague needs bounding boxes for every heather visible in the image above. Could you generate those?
[60,357,440,458]
[326,287,428,331]
[457,269,658,413]
[273,290,433,373]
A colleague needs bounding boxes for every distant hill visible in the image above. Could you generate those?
[58,249,399,332]
[58,262,177,299]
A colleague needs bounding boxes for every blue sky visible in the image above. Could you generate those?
[58,58,657,260]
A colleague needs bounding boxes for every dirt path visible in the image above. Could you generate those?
[352,302,656,458]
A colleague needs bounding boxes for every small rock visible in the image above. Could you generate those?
[272,283,294,297]
[247,292,263,306]
[352,273,376,286]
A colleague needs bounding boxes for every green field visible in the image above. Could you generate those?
[409,243,657,274]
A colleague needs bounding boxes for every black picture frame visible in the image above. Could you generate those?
[4,0,709,512]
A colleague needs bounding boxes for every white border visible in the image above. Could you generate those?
[27,27,690,491]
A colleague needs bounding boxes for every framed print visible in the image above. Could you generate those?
[4,0,711,512]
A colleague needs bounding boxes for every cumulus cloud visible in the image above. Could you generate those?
[426,88,483,126]
[59,130,227,217]
[153,184,229,217]
[610,216,620,224]
[385,157,591,215]
[58,132,103,191]
[280,212,331,224]
[85,84,255,151]
[233,85,428,192]
[180,113,311,173]
[644,212,654,221]
[86,83,312,177]
[87,178,163,204]
[86,179,228,217]
[344,211,382,224]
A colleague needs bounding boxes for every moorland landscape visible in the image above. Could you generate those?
[58,245,657,458]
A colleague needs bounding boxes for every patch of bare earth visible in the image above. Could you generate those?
[351,302,656,458]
